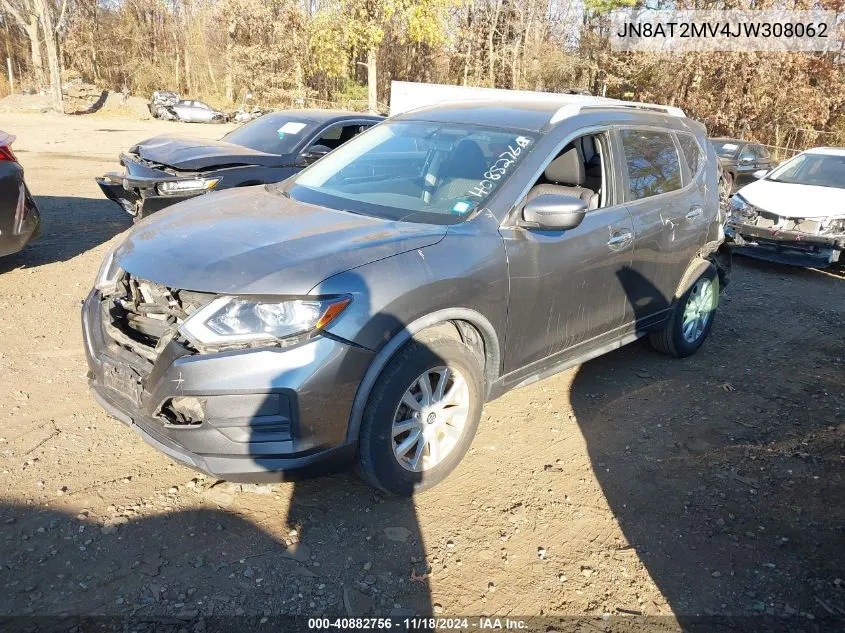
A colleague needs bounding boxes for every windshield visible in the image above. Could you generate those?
[711,140,740,158]
[222,114,316,155]
[284,121,536,225]
[767,153,845,189]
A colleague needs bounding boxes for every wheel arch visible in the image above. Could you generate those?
[673,256,715,301]
[345,308,501,444]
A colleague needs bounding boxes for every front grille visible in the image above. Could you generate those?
[101,274,211,364]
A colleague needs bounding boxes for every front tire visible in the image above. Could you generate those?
[356,330,484,496]
[649,265,719,358]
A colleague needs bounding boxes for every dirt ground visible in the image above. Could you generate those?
[0,112,842,631]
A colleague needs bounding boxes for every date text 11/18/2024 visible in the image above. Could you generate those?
[307,617,529,630]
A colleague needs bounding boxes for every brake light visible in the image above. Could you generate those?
[0,145,17,162]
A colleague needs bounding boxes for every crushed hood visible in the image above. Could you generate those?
[738,179,845,219]
[113,186,447,295]
[130,135,289,170]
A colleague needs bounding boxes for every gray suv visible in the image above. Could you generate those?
[83,100,730,495]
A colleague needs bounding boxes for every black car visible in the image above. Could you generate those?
[710,137,777,195]
[0,131,40,258]
[96,110,383,220]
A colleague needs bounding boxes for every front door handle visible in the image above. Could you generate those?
[686,206,703,221]
[607,230,633,249]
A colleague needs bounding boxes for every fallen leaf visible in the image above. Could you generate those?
[410,569,429,583]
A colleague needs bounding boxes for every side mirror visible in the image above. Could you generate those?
[520,194,588,231]
[752,169,768,179]
[298,144,332,166]
[738,154,755,165]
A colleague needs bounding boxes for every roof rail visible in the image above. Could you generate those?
[388,80,686,121]
[549,100,685,124]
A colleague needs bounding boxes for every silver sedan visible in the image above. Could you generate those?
[171,100,227,123]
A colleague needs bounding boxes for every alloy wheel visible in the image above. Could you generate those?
[681,277,716,343]
[391,366,470,472]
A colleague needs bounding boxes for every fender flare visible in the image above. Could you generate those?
[345,308,501,444]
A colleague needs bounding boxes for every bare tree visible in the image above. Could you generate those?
[31,0,63,110]
[6,0,839,149]
[0,0,44,86]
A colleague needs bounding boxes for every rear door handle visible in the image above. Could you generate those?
[686,206,703,221]
[607,230,633,249]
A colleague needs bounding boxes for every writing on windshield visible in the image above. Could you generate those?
[288,122,537,225]
[467,136,534,199]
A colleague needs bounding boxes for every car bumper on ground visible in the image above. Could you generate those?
[728,220,844,267]
[0,183,40,257]
[82,289,375,481]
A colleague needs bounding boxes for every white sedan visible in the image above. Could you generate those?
[727,147,845,267]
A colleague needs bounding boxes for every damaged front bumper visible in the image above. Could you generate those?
[96,163,214,220]
[82,287,374,481]
[728,220,843,267]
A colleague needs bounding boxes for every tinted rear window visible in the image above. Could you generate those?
[222,114,317,155]
[621,129,683,200]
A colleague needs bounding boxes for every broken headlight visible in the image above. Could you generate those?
[157,178,220,196]
[94,248,124,295]
[729,194,759,220]
[820,218,845,236]
[178,296,351,352]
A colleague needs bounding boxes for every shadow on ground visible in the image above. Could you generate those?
[0,476,430,623]
[67,90,109,115]
[1,207,434,627]
[0,196,130,271]
[569,257,844,624]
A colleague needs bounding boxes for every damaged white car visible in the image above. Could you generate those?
[727,147,845,267]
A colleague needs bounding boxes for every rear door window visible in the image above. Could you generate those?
[676,133,702,178]
[620,129,683,200]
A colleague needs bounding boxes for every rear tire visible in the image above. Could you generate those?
[356,331,484,496]
[649,265,719,358]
